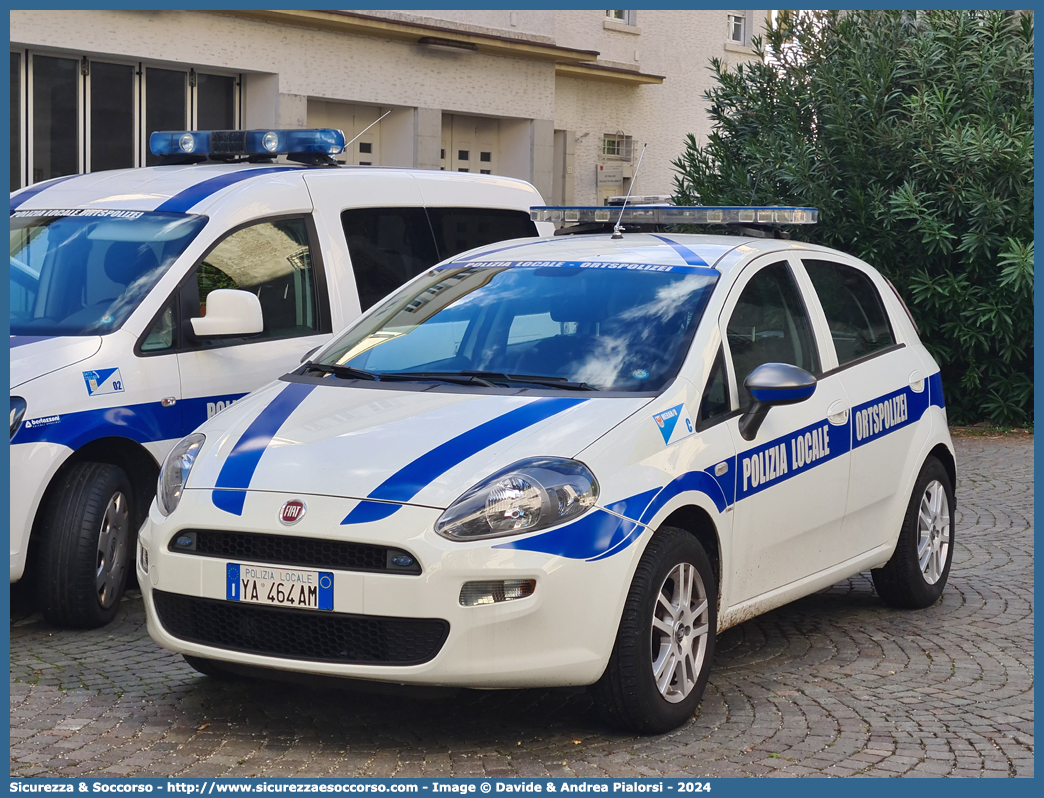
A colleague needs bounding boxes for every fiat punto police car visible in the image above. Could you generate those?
[138,205,955,733]
[10,128,551,628]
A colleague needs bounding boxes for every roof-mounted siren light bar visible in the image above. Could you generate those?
[530,206,819,226]
[149,129,347,163]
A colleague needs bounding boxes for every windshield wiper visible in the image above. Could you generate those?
[303,363,379,381]
[378,371,498,387]
[460,371,598,391]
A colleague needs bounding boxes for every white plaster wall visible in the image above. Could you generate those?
[362,10,557,42]
[552,10,768,205]
[11,8,767,201]
[11,10,556,121]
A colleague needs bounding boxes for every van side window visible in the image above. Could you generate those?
[341,208,439,312]
[141,298,175,352]
[182,217,321,347]
[803,259,896,366]
[426,208,537,261]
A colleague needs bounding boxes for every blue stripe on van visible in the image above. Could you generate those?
[155,166,302,213]
[10,175,83,211]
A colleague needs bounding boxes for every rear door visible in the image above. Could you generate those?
[799,257,931,552]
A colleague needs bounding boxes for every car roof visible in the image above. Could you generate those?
[448,232,833,276]
[10,163,542,215]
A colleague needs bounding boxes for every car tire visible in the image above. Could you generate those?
[593,526,717,734]
[36,462,134,629]
[182,655,237,680]
[872,456,955,609]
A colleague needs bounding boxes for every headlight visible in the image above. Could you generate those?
[435,457,598,541]
[156,434,205,517]
[10,397,26,439]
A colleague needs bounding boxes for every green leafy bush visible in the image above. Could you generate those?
[673,10,1033,424]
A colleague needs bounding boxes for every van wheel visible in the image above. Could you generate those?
[872,456,955,609]
[593,527,717,734]
[36,463,133,629]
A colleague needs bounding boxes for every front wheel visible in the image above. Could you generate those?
[593,527,717,734]
[872,456,955,609]
[36,462,134,628]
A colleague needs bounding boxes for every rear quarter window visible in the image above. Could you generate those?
[341,208,439,312]
[426,207,537,261]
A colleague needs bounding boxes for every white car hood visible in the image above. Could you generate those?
[10,335,103,389]
[188,379,650,511]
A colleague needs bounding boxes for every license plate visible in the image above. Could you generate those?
[226,563,333,611]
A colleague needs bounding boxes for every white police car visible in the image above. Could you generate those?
[137,205,955,733]
[10,128,551,628]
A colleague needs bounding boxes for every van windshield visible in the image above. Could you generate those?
[312,262,719,393]
[10,210,208,336]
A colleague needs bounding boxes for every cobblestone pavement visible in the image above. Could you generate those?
[11,435,1033,778]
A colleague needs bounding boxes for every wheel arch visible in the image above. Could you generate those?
[929,443,957,506]
[653,504,722,612]
[27,436,160,572]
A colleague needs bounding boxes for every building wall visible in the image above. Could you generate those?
[553,10,768,204]
[11,9,766,203]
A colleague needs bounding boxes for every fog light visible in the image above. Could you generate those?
[459,579,536,607]
[172,532,197,551]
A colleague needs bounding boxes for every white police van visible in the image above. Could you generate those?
[10,128,552,628]
[136,205,955,733]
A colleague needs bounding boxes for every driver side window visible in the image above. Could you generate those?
[725,261,819,409]
[180,217,324,349]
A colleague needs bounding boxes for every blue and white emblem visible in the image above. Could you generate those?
[652,403,695,446]
[82,368,124,396]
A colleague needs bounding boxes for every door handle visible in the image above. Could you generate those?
[826,400,849,425]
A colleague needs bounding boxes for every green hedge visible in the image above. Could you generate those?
[672,10,1033,424]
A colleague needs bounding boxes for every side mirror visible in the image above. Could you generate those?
[738,362,817,441]
[190,289,264,338]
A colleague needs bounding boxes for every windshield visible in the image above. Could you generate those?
[313,261,719,392]
[10,210,208,336]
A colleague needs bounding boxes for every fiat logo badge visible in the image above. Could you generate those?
[279,499,306,525]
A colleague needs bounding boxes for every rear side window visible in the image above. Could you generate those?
[803,259,895,366]
[426,208,537,261]
[341,208,439,312]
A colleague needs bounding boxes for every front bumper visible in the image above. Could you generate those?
[139,488,640,688]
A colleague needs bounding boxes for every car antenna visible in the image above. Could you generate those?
[611,142,647,240]
[342,110,392,155]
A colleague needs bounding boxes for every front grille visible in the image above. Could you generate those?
[153,591,448,665]
[168,529,421,575]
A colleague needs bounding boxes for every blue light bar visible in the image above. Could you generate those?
[531,206,818,226]
[149,129,347,158]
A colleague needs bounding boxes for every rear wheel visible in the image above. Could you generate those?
[872,456,955,609]
[593,526,717,734]
[36,463,133,628]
